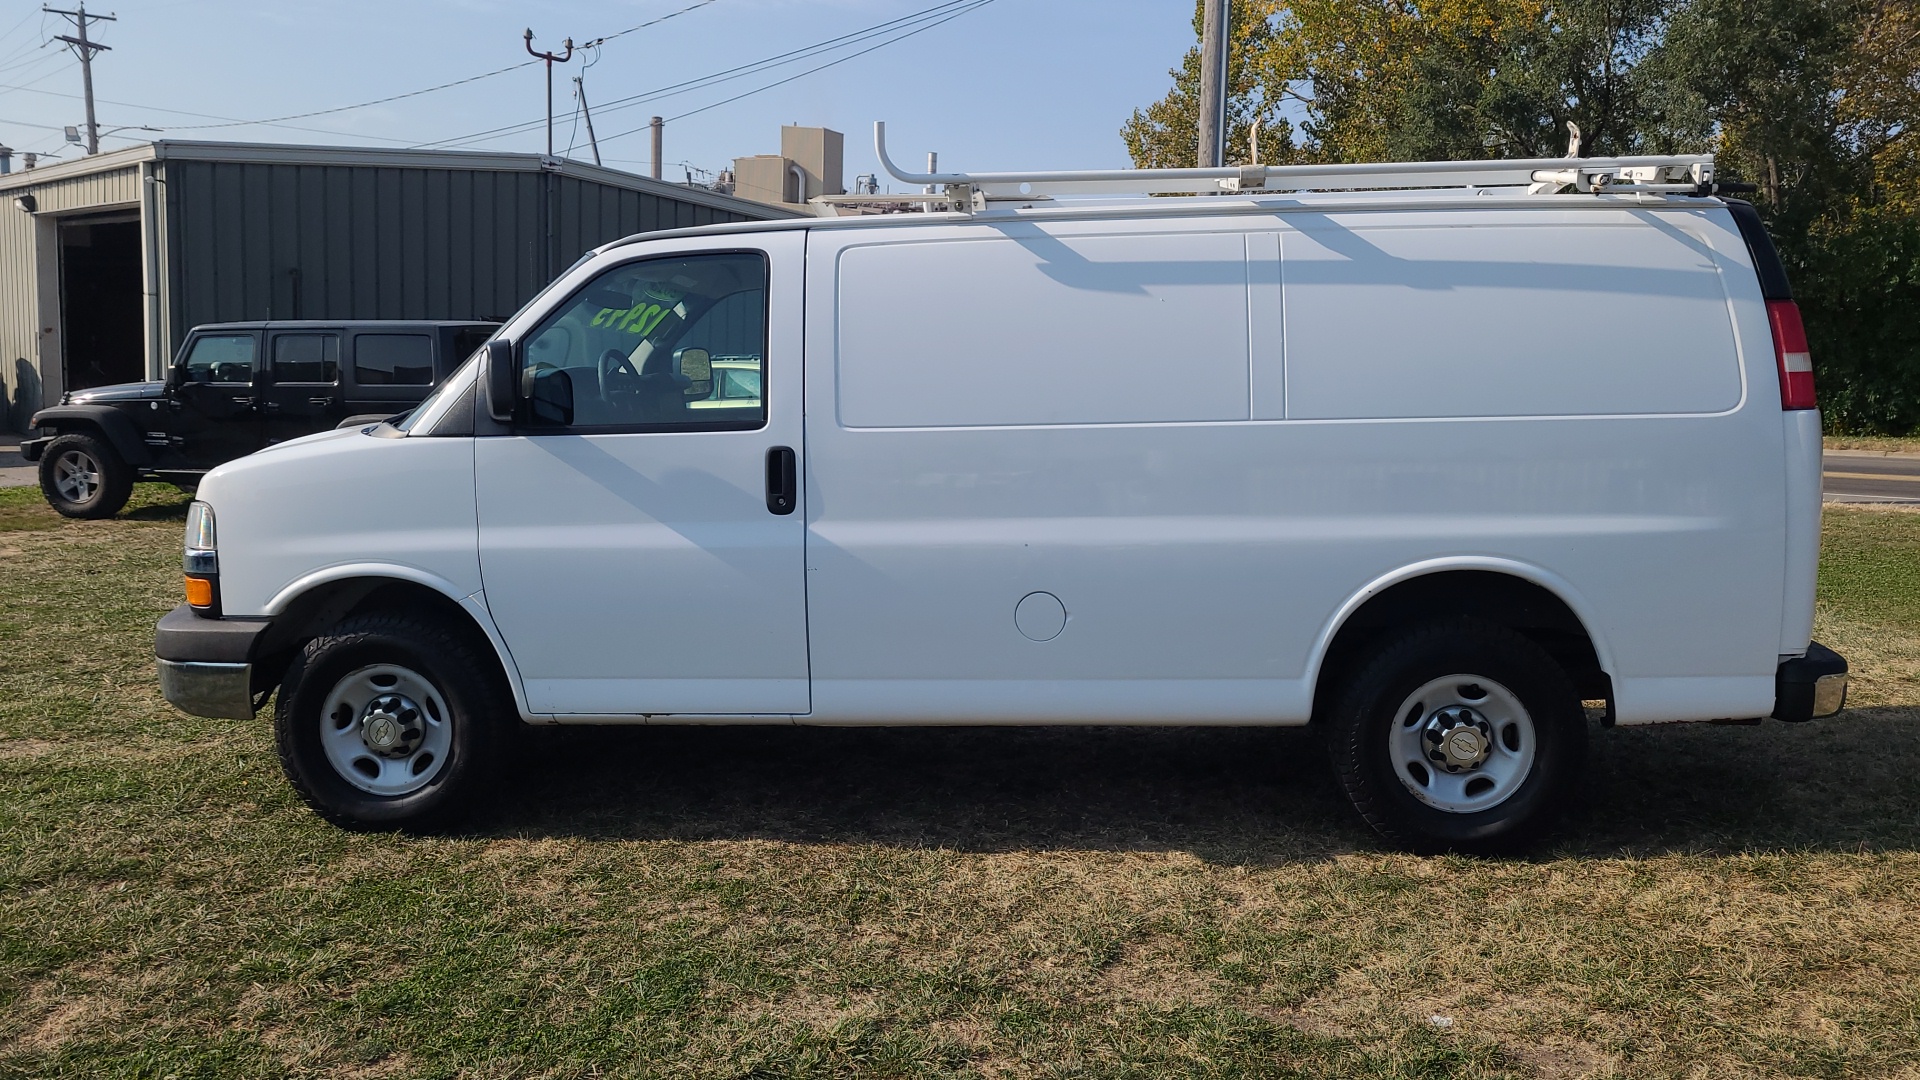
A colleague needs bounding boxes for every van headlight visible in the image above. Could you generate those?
[184,501,218,611]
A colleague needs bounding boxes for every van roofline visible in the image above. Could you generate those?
[596,188,1730,254]
[186,319,501,331]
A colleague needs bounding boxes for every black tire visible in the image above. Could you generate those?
[1326,618,1586,854]
[38,432,133,519]
[275,612,510,830]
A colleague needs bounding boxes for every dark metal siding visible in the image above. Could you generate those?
[163,161,764,354]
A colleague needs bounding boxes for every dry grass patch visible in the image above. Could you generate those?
[1,486,1918,1077]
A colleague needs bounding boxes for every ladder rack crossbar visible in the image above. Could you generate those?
[871,122,1714,205]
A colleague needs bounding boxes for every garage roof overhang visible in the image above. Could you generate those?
[0,140,796,220]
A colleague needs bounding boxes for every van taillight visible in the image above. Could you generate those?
[1767,299,1816,410]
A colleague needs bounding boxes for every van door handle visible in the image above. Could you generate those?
[765,446,797,516]
[308,397,331,407]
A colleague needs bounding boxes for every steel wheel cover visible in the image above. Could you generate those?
[1389,674,1537,814]
[318,664,454,797]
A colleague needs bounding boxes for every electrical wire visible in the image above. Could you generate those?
[414,0,991,151]
[161,0,722,135]
[654,0,995,129]
[156,59,540,130]
[421,0,985,148]
[578,0,721,49]
[0,81,432,143]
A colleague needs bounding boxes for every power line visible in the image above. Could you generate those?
[435,0,985,148]
[0,80,426,143]
[158,59,540,130]
[414,0,990,151]
[653,0,996,129]
[44,2,113,154]
[579,0,721,49]
[161,0,720,136]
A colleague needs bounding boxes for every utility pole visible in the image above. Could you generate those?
[523,29,574,158]
[574,76,602,166]
[1196,0,1229,168]
[649,117,663,180]
[45,3,115,156]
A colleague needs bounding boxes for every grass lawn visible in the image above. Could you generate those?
[2,486,1917,1079]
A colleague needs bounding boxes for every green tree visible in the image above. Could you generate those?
[1125,0,1920,433]
[1664,0,1920,432]
[1121,1,1294,168]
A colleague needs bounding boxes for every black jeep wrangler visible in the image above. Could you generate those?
[23,320,498,518]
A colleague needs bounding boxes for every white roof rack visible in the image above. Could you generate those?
[860,122,1715,213]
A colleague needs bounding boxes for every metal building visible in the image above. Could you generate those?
[0,141,792,428]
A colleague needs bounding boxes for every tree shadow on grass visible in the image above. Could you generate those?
[478,706,1920,863]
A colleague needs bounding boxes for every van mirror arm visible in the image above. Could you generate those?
[484,339,518,422]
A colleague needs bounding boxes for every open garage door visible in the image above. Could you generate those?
[60,214,143,393]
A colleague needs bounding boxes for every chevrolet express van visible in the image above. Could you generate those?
[154,140,1848,851]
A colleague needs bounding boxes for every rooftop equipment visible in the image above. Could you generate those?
[812,122,1722,215]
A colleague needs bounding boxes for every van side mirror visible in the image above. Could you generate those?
[526,367,574,427]
[675,347,712,398]
[484,339,517,422]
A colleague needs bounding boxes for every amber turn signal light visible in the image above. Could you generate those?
[184,575,215,608]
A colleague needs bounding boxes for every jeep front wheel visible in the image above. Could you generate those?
[39,432,133,519]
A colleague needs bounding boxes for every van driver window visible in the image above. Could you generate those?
[182,335,256,385]
[516,252,768,431]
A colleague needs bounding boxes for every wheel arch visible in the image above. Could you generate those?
[31,405,154,466]
[1307,559,1616,719]
[249,570,529,721]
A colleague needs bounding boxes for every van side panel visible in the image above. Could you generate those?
[1281,217,1743,420]
[834,228,1251,427]
[803,208,1786,727]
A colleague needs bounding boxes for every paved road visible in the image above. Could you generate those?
[0,443,33,489]
[1822,449,1920,504]
[0,440,1914,503]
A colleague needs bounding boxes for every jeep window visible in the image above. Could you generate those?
[355,334,434,386]
[181,334,256,385]
[452,326,495,362]
[272,334,340,384]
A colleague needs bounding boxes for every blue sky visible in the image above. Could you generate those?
[0,0,1196,187]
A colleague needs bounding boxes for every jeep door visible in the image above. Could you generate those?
[475,235,809,718]
[260,329,346,443]
[344,329,438,421]
[169,330,265,468]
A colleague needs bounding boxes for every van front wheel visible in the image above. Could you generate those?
[275,612,508,830]
[1326,619,1585,853]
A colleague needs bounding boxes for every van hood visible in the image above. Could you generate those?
[65,381,166,404]
[254,425,367,457]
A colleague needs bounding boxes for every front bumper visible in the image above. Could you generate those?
[154,603,272,719]
[158,659,255,720]
[19,435,50,462]
[1773,641,1849,723]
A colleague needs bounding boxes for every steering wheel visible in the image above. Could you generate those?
[598,348,642,402]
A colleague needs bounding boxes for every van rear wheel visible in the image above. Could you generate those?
[1326,618,1585,853]
[275,612,509,830]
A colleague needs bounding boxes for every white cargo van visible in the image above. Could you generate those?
[156,132,1848,851]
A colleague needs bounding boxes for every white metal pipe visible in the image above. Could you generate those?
[873,122,1710,195]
